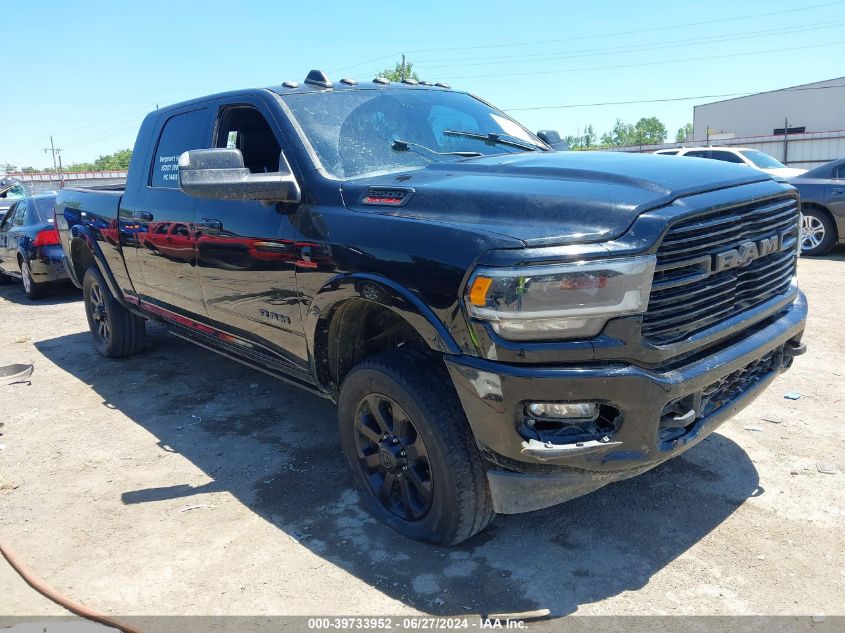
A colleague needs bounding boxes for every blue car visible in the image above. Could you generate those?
[0,194,71,299]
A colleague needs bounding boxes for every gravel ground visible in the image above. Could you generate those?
[1,250,843,620]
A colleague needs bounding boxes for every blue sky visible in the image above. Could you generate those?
[3,0,843,168]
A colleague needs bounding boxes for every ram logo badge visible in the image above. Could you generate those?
[259,308,290,324]
[713,233,786,273]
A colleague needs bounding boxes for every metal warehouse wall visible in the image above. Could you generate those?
[599,130,845,170]
[693,77,845,140]
[11,171,128,195]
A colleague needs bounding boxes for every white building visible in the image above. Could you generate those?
[689,77,845,169]
[693,77,845,140]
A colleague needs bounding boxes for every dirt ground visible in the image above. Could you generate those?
[1,250,843,621]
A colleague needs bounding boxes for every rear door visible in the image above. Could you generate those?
[193,97,308,373]
[5,200,29,271]
[122,107,213,317]
[0,203,18,272]
[825,163,845,219]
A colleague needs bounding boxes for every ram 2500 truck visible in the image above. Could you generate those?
[55,70,807,545]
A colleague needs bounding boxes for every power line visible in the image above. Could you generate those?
[442,40,845,80]
[405,0,845,54]
[413,19,845,68]
[501,84,845,112]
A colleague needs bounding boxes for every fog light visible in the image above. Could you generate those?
[526,402,598,420]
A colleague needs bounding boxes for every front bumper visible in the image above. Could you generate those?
[445,291,808,514]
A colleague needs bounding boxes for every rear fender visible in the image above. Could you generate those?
[68,224,124,302]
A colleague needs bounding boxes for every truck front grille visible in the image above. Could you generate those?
[643,194,799,345]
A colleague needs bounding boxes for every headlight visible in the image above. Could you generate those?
[464,255,656,341]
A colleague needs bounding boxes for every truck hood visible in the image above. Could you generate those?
[341,151,772,246]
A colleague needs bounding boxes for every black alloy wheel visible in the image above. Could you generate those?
[88,278,111,342]
[353,393,434,521]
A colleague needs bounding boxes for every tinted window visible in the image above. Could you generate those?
[685,150,709,158]
[31,196,56,223]
[151,108,210,188]
[708,151,745,164]
[657,150,679,155]
[738,150,785,169]
[834,165,845,179]
[281,90,544,179]
[11,201,28,226]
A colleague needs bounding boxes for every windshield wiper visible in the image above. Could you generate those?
[442,130,546,152]
[391,139,482,160]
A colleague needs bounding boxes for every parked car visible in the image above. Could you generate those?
[0,175,31,217]
[788,157,845,256]
[655,146,806,179]
[0,194,70,299]
[55,71,807,545]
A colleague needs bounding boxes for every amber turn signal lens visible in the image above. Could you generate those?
[468,276,494,306]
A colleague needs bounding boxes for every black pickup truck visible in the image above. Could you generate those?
[55,71,807,545]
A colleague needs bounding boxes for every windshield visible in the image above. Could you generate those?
[280,89,545,179]
[739,150,786,169]
[32,196,57,223]
[0,181,28,200]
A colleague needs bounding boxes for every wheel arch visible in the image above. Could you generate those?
[308,274,460,396]
[68,225,123,299]
[801,201,841,243]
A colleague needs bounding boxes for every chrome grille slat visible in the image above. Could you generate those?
[643,194,799,344]
[658,218,799,264]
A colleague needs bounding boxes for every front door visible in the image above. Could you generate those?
[194,100,307,373]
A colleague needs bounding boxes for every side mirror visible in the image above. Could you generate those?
[178,148,301,203]
[536,130,569,151]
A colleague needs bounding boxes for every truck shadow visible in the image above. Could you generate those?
[35,327,761,618]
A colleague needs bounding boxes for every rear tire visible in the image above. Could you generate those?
[338,349,494,545]
[800,208,836,256]
[20,258,48,300]
[82,267,145,358]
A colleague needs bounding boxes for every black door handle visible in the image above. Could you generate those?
[195,218,222,230]
[832,188,844,194]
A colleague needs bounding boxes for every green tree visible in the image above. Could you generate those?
[675,122,693,143]
[599,117,668,147]
[20,166,37,173]
[630,117,667,145]
[1,162,17,172]
[66,148,132,172]
[378,60,420,82]
[564,124,597,150]
[600,119,634,147]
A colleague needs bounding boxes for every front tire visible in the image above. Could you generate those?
[83,267,145,358]
[20,258,48,300]
[801,208,836,256]
[338,350,494,545]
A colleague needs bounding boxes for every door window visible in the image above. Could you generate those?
[709,151,745,164]
[11,201,28,226]
[834,165,845,179]
[215,106,281,174]
[150,108,210,188]
[685,150,710,159]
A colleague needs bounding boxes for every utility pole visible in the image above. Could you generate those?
[43,136,64,188]
[783,117,789,166]
[401,53,406,81]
